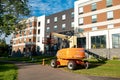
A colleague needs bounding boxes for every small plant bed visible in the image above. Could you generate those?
[0,62,17,80]
[65,59,120,78]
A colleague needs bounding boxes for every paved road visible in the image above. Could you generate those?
[16,63,120,80]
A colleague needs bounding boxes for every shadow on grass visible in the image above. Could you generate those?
[88,60,107,69]
[75,60,107,70]
[0,62,17,72]
[55,59,107,70]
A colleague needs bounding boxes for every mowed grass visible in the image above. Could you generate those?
[70,60,120,78]
[1,57,120,78]
[0,56,56,64]
[0,62,17,80]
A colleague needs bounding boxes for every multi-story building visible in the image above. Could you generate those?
[12,8,74,55]
[36,15,45,52]
[44,8,74,51]
[12,17,37,53]
[74,0,120,58]
[45,8,74,37]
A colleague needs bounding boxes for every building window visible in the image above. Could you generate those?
[29,22,32,27]
[38,29,40,34]
[106,0,112,7]
[46,27,50,32]
[47,19,50,24]
[71,22,74,27]
[92,15,97,23]
[29,39,31,42]
[92,26,97,31]
[62,14,66,20]
[54,25,58,30]
[62,24,66,30]
[91,35,106,48]
[91,3,96,11]
[78,7,83,14]
[78,18,83,25]
[54,17,57,22]
[38,37,40,42]
[107,11,113,20]
[71,12,74,18]
[112,33,120,48]
[107,24,114,29]
[38,22,40,26]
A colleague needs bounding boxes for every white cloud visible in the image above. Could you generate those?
[29,0,76,16]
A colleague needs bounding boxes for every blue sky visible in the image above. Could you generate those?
[29,0,76,16]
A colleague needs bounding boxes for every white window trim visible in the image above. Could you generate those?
[47,19,50,24]
[78,18,83,25]
[54,25,58,29]
[54,17,57,22]
[62,24,66,29]
[79,7,83,13]
[107,11,113,19]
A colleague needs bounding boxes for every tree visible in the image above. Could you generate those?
[0,0,31,37]
[0,39,9,56]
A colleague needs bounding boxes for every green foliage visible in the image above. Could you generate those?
[0,56,56,64]
[0,0,31,36]
[70,60,120,78]
[0,39,9,57]
[0,62,17,80]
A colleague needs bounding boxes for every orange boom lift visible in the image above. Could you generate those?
[50,32,89,70]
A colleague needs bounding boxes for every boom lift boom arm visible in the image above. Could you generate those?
[51,32,77,48]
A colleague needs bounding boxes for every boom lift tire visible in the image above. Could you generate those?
[51,59,57,68]
[67,60,77,70]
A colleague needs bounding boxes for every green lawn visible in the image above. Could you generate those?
[68,60,120,78]
[0,62,17,80]
[1,57,120,78]
[0,56,56,64]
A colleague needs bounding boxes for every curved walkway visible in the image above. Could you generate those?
[15,62,120,80]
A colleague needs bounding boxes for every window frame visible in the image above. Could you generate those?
[106,0,112,7]
[112,33,120,48]
[47,19,50,24]
[78,18,84,25]
[62,14,66,20]
[38,22,41,26]
[92,15,97,23]
[78,7,83,14]
[91,35,106,48]
[54,17,58,22]
[38,29,40,34]
[46,27,50,33]
[91,3,97,11]
[107,11,113,20]
[54,25,58,30]
[62,24,66,30]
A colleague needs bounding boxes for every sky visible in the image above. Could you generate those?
[29,0,76,16]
